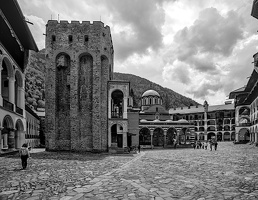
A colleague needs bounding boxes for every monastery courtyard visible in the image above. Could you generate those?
[0,143,258,200]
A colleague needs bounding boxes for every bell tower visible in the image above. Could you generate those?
[45,20,114,152]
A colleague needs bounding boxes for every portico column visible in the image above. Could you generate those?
[123,97,127,119]
[0,127,3,152]
[255,132,258,143]
[8,128,15,150]
[9,77,15,110]
[0,66,2,106]
[163,129,167,147]
[222,133,224,141]
[3,132,8,149]
[150,128,154,149]
[19,87,25,117]
[176,128,181,144]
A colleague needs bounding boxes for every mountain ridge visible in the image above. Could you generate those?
[25,49,199,110]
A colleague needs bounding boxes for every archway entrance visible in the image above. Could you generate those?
[153,128,164,147]
[111,124,123,148]
[139,128,151,145]
[224,132,230,141]
[238,128,250,142]
[2,115,14,150]
[207,132,215,140]
[166,128,176,146]
[231,132,235,141]
[15,119,24,149]
[217,132,222,141]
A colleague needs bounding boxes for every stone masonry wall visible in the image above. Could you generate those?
[45,20,114,152]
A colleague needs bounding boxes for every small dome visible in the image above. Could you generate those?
[140,119,147,122]
[142,90,160,97]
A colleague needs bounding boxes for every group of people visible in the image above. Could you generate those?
[193,139,218,151]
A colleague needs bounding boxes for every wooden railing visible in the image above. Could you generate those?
[16,106,23,115]
[3,99,13,111]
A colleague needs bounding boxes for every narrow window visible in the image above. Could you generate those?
[84,35,89,42]
[68,35,73,42]
[52,35,56,42]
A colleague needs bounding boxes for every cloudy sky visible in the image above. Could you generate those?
[19,0,258,105]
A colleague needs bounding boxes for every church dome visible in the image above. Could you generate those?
[142,90,160,97]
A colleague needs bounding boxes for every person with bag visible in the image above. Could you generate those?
[19,143,30,170]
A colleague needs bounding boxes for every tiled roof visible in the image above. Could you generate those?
[169,104,234,114]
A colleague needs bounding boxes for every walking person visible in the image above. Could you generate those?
[19,143,30,170]
[214,141,218,151]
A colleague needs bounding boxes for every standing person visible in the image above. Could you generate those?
[214,141,218,151]
[138,145,141,153]
[205,141,208,150]
[19,143,30,170]
[209,139,213,151]
[173,138,177,149]
[193,141,196,149]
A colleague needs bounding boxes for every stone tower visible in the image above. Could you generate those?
[45,20,114,152]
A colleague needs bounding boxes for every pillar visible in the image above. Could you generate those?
[204,111,208,141]
[108,97,112,119]
[150,129,154,149]
[3,133,8,149]
[0,66,2,106]
[18,87,25,110]
[8,129,15,149]
[255,132,258,143]
[163,129,167,147]
[0,127,2,151]
[123,97,127,119]
[176,128,181,144]
[9,77,15,104]
[204,134,207,141]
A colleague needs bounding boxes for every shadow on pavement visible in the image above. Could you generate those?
[3,150,135,161]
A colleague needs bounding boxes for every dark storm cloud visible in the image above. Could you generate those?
[104,0,169,60]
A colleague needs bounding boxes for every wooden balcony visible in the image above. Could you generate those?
[16,106,23,115]
[3,99,13,111]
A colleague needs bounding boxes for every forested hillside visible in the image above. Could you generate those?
[25,49,199,110]
[113,72,199,108]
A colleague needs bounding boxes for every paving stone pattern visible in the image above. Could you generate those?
[0,142,258,200]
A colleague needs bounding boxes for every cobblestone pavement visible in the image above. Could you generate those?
[0,142,258,200]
